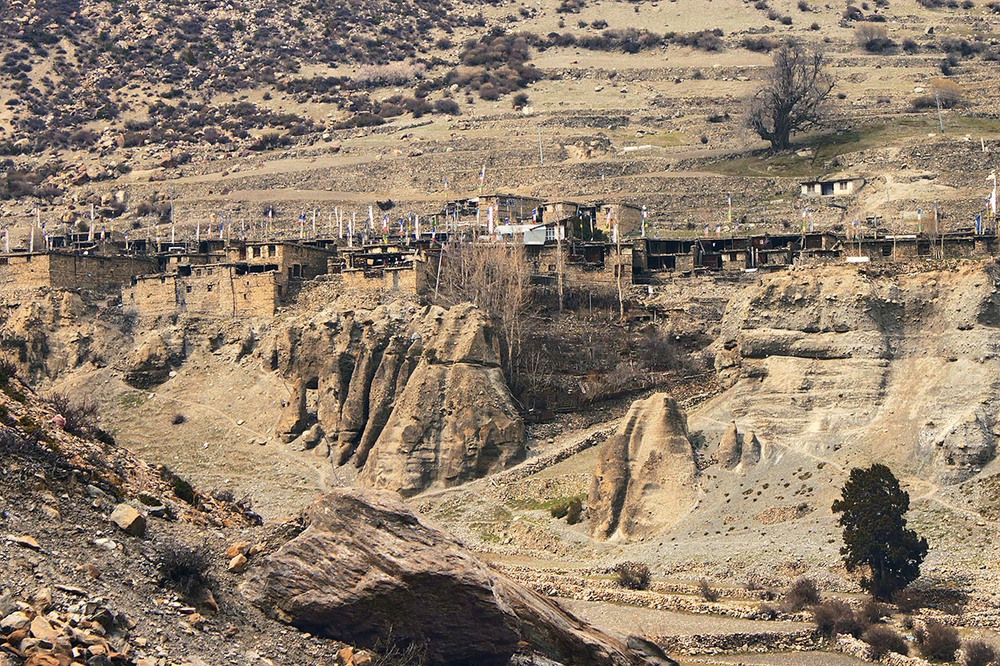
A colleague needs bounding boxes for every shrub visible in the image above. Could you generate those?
[433,98,460,115]
[550,500,570,518]
[161,466,199,506]
[916,620,960,662]
[48,393,99,436]
[156,541,212,600]
[565,497,583,524]
[511,92,529,109]
[902,38,920,53]
[741,36,781,52]
[0,357,16,385]
[612,562,650,590]
[960,640,998,666]
[699,578,719,602]
[782,578,820,612]
[860,598,891,624]
[479,83,500,101]
[757,603,779,620]
[813,600,868,638]
[248,131,290,151]
[172,413,187,425]
[856,25,895,52]
[863,625,908,659]
[333,113,385,130]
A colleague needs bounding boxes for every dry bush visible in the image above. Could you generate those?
[863,625,908,659]
[612,562,650,590]
[782,577,820,612]
[813,599,869,638]
[352,62,426,89]
[47,393,99,436]
[915,620,960,662]
[156,541,212,600]
[860,598,891,624]
[699,578,720,602]
[856,25,895,52]
[960,639,998,666]
[0,357,17,385]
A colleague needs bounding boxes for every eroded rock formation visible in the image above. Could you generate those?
[716,421,763,471]
[589,394,698,540]
[711,263,1000,484]
[244,489,675,666]
[264,301,525,496]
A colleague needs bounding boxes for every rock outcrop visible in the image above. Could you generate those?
[244,489,675,666]
[716,421,763,471]
[589,394,698,540]
[718,421,741,469]
[710,263,1000,484]
[264,301,525,496]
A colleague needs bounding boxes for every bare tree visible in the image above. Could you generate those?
[747,43,834,151]
[434,243,535,388]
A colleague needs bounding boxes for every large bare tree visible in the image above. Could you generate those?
[747,43,834,151]
[434,243,534,390]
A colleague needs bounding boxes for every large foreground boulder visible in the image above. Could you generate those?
[244,489,675,666]
[589,394,698,540]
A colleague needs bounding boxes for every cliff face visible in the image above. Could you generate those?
[588,394,699,540]
[710,263,1000,485]
[263,301,525,496]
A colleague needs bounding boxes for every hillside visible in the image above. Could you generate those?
[3,0,1000,240]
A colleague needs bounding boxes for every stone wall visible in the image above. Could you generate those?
[0,253,159,292]
[124,267,279,318]
[340,266,420,294]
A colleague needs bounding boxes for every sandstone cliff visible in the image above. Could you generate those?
[245,488,676,666]
[263,301,525,496]
[709,263,1000,485]
[589,394,699,540]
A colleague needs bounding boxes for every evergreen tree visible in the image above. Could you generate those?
[832,464,928,601]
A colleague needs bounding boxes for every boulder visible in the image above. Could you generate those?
[109,504,146,537]
[1,611,30,633]
[245,489,672,666]
[123,328,185,388]
[589,394,698,540]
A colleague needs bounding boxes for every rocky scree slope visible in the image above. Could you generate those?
[0,372,345,666]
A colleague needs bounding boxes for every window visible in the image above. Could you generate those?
[185,285,193,293]
[195,268,202,276]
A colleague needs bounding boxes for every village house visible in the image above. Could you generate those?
[800,175,865,197]
[124,265,281,318]
[0,251,159,292]
[224,241,335,286]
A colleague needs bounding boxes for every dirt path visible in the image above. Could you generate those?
[149,392,332,491]
[559,598,811,638]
